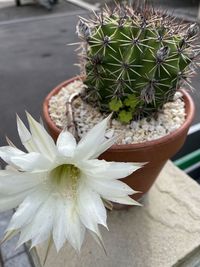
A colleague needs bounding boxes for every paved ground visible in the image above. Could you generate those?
[153,0,199,21]
[0,0,82,21]
[0,11,87,149]
[0,1,199,266]
[0,210,33,267]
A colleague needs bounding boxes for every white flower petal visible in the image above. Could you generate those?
[79,159,143,180]
[17,115,37,153]
[65,210,85,252]
[0,172,44,195]
[0,169,16,176]
[5,136,17,148]
[17,195,55,247]
[104,195,141,206]
[86,177,135,198]
[75,115,112,160]
[66,216,85,252]
[77,180,107,232]
[26,112,56,160]
[0,189,33,212]
[2,229,19,244]
[10,152,53,172]
[0,146,25,166]
[4,165,19,173]
[56,130,77,158]
[91,134,119,159]
[52,198,68,252]
[7,187,50,231]
[0,112,144,254]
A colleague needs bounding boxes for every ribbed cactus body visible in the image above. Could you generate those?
[77,5,199,122]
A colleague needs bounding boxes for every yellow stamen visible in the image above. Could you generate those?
[50,164,80,199]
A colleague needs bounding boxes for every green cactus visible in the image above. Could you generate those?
[77,3,199,123]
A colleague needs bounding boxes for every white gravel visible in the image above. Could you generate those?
[49,80,186,144]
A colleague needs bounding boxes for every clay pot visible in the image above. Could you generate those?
[43,77,195,204]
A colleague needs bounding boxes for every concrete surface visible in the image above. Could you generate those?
[36,161,200,267]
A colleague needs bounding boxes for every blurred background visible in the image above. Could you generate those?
[0,1,199,266]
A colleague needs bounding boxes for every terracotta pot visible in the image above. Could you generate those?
[43,77,195,204]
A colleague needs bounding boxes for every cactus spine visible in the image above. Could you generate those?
[77,3,199,123]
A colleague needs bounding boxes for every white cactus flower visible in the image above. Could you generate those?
[0,113,142,252]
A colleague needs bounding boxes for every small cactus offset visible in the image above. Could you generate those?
[77,3,199,123]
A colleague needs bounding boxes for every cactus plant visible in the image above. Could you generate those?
[77,3,199,123]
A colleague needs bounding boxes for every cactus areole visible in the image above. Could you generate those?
[77,4,199,123]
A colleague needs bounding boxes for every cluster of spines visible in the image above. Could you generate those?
[77,3,200,122]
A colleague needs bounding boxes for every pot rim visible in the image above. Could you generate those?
[43,76,195,152]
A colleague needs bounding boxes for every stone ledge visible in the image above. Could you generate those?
[35,161,200,267]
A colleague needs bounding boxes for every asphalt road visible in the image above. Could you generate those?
[0,0,84,21]
[0,12,87,150]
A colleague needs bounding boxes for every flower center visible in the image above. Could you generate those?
[50,164,80,199]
